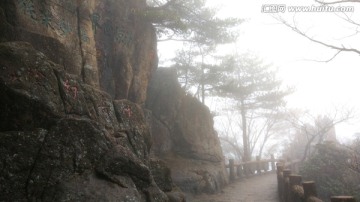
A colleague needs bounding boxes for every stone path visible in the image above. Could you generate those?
[189,173,279,202]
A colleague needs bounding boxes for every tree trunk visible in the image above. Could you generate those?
[241,106,250,162]
[201,81,205,104]
[301,135,317,162]
[258,131,271,159]
[200,55,205,104]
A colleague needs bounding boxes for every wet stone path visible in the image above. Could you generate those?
[189,173,279,202]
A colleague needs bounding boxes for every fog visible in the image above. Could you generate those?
[158,0,360,143]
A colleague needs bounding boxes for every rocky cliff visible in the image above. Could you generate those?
[0,41,169,201]
[0,0,227,201]
[146,69,228,194]
[0,0,156,104]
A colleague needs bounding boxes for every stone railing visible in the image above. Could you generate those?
[276,161,357,202]
[225,155,277,181]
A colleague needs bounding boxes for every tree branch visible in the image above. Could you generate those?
[275,16,360,56]
[302,50,342,63]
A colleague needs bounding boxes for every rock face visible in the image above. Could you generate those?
[146,68,228,194]
[0,0,157,104]
[0,42,166,201]
[0,0,228,201]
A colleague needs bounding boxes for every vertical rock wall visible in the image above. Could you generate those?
[146,68,228,195]
[0,42,167,201]
[0,0,167,201]
[0,0,228,200]
[0,0,157,104]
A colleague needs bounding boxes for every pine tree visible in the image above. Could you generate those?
[216,53,291,162]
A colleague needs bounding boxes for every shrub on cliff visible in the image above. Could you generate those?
[299,142,360,200]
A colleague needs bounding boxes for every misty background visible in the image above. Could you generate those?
[157,0,360,146]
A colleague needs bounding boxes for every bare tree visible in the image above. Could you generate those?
[286,107,354,162]
[256,111,289,159]
[217,106,289,162]
[216,110,244,161]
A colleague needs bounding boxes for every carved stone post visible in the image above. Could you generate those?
[237,165,243,178]
[264,160,269,171]
[283,169,291,202]
[256,156,261,174]
[277,163,285,201]
[229,159,235,181]
[291,160,299,173]
[271,154,276,171]
[289,175,302,202]
[244,162,248,176]
[303,181,318,200]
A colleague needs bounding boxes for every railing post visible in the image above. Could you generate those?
[289,175,302,202]
[235,165,241,177]
[271,154,275,171]
[256,156,261,174]
[303,181,318,200]
[246,162,254,176]
[291,160,299,173]
[331,196,356,202]
[236,165,243,178]
[243,164,249,177]
[264,160,269,171]
[277,163,284,201]
[229,159,235,181]
[248,162,254,175]
[283,169,291,202]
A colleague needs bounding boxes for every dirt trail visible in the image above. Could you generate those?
[190,173,279,202]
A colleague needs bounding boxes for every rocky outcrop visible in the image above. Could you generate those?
[146,68,228,195]
[0,0,165,199]
[0,0,157,104]
[0,42,166,201]
[0,0,228,201]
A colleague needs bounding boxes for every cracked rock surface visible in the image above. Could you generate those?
[0,42,166,201]
[146,69,228,195]
[0,0,228,201]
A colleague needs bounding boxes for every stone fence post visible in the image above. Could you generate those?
[229,159,235,181]
[256,156,261,174]
[303,181,319,200]
[283,169,291,202]
[277,163,285,201]
[276,160,356,202]
[271,154,275,171]
[289,175,302,202]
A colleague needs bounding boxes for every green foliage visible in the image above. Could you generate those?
[145,0,242,46]
[215,53,290,111]
[214,53,291,161]
[300,142,360,200]
[171,45,220,94]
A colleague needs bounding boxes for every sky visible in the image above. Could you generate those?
[157,0,360,143]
